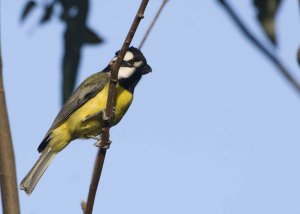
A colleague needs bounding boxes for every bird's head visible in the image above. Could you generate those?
[110,47,152,80]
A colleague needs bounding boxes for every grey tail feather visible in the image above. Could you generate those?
[20,147,56,195]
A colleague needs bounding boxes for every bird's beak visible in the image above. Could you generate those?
[142,64,152,75]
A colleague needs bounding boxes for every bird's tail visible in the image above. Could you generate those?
[20,147,56,195]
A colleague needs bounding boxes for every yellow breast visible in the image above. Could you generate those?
[50,83,133,152]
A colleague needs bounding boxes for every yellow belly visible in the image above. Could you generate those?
[49,83,133,152]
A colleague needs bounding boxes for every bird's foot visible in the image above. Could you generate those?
[94,140,112,149]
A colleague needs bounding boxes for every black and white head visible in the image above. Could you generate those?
[110,47,152,92]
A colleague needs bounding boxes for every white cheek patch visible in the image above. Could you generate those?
[118,66,136,79]
[134,61,143,68]
[124,51,134,61]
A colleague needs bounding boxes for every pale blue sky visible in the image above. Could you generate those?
[2,1,300,214]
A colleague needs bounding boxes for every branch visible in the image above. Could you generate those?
[0,30,21,214]
[84,1,149,213]
[218,0,300,96]
[139,0,169,49]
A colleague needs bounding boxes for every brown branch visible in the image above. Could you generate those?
[218,0,300,96]
[84,1,149,213]
[139,0,169,49]
[0,35,21,214]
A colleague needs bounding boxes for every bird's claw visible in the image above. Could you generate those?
[94,140,112,149]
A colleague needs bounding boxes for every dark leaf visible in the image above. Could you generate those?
[20,0,37,22]
[40,3,55,24]
[62,29,82,103]
[84,27,104,44]
[253,0,282,45]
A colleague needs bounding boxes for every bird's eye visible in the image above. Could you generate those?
[127,60,134,65]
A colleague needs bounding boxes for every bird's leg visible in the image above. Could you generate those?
[88,109,114,149]
[87,135,101,141]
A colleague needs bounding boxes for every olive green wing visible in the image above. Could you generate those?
[38,71,110,152]
[50,71,110,132]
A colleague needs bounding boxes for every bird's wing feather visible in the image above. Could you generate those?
[46,71,110,136]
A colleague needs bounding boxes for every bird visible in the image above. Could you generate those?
[20,47,152,195]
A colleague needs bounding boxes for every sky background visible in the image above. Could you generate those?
[2,1,300,213]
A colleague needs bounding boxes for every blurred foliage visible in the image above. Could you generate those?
[21,0,104,104]
[20,0,37,21]
[253,0,282,46]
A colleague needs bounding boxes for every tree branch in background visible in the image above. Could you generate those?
[218,0,300,96]
[0,38,20,214]
[83,1,149,213]
[139,0,169,49]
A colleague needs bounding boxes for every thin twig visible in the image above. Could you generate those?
[139,0,169,49]
[0,2,21,212]
[84,1,149,213]
[218,0,300,96]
